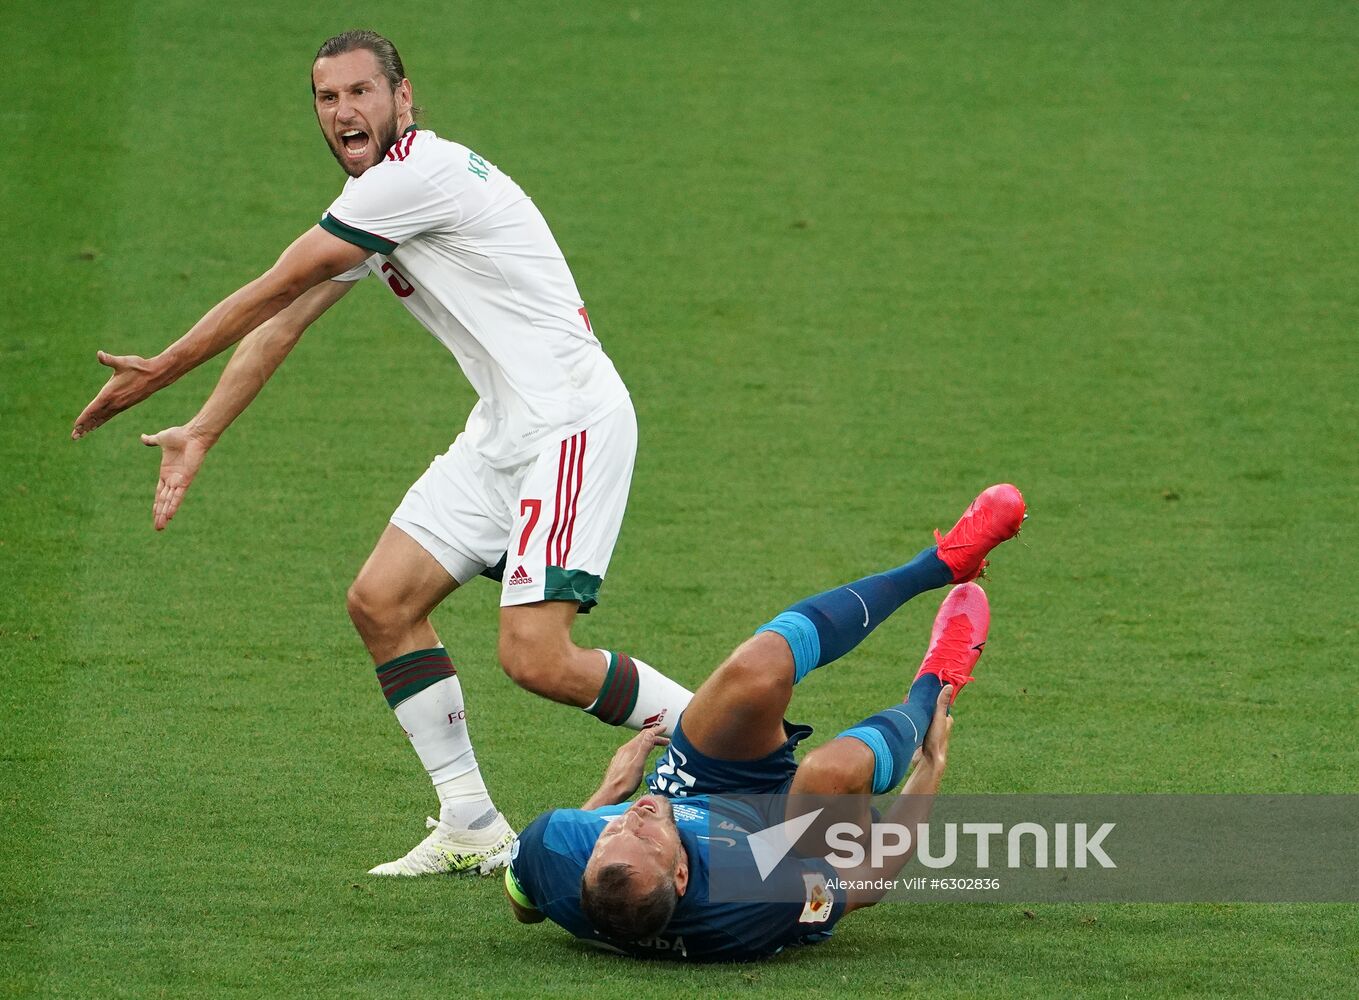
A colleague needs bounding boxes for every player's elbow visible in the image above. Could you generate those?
[258,253,332,312]
[844,888,885,915]
[261,271,312,312]
[839,864,897,914]
[505,889,545,924]
[509,900,545,924]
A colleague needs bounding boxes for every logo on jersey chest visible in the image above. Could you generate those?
[649,746,696,797]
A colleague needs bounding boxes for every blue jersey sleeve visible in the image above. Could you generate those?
[508,807,622,941]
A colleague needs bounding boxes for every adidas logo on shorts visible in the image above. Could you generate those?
[508,565,534,586]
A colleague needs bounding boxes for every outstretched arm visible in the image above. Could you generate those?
[140,278,355,530]
[72,226,368,439]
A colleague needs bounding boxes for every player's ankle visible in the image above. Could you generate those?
[436,770,497,829]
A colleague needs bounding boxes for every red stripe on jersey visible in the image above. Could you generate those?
[560,430,587,566]
[556,435,580,564]
[384,132,417,162]
[544,438,570,564]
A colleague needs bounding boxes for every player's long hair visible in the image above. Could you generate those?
[313,30,424,120]
[580,863,679,943]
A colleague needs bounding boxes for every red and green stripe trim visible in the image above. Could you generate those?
[376,647,456,708]
[587,651,639,726]
[320,213,398,255]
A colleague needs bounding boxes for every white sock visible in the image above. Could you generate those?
[435,771,499,830]
[584,650,693,736]
[393,675,497,828]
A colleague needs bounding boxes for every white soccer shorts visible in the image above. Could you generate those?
[390,399,637,610]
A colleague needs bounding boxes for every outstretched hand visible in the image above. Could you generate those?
[72,351,164,440]
[140,426,212,530]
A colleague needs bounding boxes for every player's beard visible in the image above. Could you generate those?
[326,110,401,178]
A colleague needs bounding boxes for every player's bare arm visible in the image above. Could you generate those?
[505,886,546,925]
[139,278,354,530]
[840,684,954,914]
[72,226,367,439]
[581,725,671,810]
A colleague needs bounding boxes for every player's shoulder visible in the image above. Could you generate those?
[378,128,492,179]
[511,807,616,915]
[382,127,448,165]
[520,806,618,855]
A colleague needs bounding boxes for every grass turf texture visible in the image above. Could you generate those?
[2,0,1356,996]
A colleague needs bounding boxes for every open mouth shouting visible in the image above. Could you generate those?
[339,127,371,161]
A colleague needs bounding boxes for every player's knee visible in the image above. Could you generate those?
[796,742,874,797]
[714,646,793,707]
[346,577,407,641]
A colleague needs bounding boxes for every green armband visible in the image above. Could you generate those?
[505,865,537,910]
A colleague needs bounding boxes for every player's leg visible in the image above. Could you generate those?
[790,583,990,799]
[679,484,1024,763]
[497,600,606,704]
[351,445,516,876]
[757,483,1024,686]
[675,546,951,763]
[347,523,458,662]
[497,401,693,734]
[498,601,692,730]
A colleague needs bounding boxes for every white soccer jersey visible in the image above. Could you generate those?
[321,127,629,468]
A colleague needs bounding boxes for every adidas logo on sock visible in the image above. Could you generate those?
[508,565,534,586]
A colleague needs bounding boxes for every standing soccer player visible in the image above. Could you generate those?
[71,30,692,876]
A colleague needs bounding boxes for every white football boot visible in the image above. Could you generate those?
[368,813,516,876]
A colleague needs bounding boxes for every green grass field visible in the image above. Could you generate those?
[3,1,1357,996]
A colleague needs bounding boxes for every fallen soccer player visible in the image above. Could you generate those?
[504,484,1026,960]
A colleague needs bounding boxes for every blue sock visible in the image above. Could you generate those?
[756,546,952,683]
[837,672,943,793]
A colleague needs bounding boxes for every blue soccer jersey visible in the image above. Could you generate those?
[507,796,847,962]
